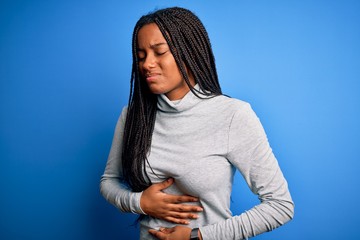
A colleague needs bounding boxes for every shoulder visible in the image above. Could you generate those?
[210,95,261,126]
[115,106,128,127]
[196,95,257,127]
[210,95,252,114]
[120,106,128,116]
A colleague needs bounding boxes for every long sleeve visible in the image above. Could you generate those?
[99,107,145,214]
[199,103,294,239]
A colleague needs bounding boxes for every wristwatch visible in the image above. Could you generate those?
[190,228,199,240]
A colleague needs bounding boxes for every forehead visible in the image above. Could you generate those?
[137,23,167,48]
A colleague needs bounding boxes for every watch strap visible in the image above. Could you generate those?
[190,228,199,240]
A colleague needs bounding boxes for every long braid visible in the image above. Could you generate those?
[157,8,221,94]
[122,7,222,193]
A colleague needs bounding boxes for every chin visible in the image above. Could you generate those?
[148,85,166,95]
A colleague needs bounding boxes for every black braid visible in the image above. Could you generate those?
[122,7,222,193]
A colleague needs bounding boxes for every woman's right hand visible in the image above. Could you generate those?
[140,178,203,224]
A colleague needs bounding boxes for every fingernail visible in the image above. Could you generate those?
[198,208,203,211]
[193,215,199,219]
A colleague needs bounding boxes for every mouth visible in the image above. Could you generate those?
[145,72,160,82]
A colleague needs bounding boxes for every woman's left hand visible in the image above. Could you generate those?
[149,226,192,240]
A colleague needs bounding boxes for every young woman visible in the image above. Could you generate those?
[100,7,294,240]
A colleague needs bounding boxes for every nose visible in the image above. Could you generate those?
[142,54,156,71]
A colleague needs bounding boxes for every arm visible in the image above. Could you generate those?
[100,107,145,214]
[100,107,203,221]
[199,103,294,239]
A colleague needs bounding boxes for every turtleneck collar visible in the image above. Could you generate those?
[157,84,209,113]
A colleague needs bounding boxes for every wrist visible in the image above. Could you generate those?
[138,191,148,215]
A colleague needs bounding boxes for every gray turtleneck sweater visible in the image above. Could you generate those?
[100,87,294,239]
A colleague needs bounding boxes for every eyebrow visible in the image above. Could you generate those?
[137,42,168,51]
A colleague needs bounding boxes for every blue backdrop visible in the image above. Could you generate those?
[1,0,359,239]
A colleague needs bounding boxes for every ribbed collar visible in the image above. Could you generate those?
[157,84,209,113]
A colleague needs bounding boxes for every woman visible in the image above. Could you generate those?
[100,7,294,240]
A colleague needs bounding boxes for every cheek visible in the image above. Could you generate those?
[162,58,182,79]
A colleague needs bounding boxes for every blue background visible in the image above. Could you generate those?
[1,0,359,239]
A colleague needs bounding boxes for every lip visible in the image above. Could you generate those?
[145,72,161,82]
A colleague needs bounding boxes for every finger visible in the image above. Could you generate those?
[159,227,172,234]
[153,178,174,191]
[171,204,204,213]
[149,229,166,239]
[168,211,200,220]
[164,216,190,225]
[166,195,199,203]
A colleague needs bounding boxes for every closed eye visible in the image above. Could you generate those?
[156,50,168,56]
[137,53,146,61]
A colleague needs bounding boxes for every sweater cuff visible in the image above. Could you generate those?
[130,191,147,215]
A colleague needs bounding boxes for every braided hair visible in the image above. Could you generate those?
[122,7,222,192]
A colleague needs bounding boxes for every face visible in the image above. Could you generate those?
[137,23,194,100]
